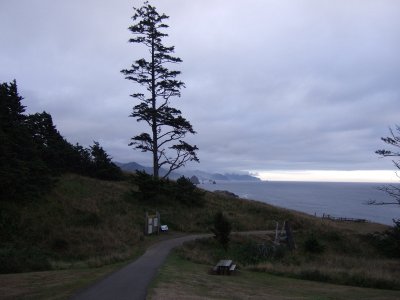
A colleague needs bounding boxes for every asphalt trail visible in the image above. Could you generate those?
[70,234,210,300]
[70,231,271,300]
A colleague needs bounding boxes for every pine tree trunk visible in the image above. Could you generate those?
[151,36,159,178]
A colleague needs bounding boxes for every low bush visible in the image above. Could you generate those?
[365,219,400,258]
[131,172,204,206]
[303,233,325,254]
[211,212,232,251]
[175,176,204,206]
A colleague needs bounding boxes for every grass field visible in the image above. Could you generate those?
[148,252,400,300]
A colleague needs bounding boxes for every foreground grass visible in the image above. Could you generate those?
[0,231,187,299]
[0,261,126,300]
[177,230,400,290]
[148,252,400,300]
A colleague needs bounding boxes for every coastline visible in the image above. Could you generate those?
[200,180,400,225]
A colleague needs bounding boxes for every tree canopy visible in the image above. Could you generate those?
[0,80,53,201]
[0,80,123,203]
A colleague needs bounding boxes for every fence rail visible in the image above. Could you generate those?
[321,213,367,223]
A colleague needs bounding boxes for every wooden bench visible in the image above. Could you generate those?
[229,264,236,274]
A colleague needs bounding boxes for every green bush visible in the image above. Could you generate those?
[175,176,204,206]
[303,233,325,254]
[231,239,276,265]
[131,171,173,202]
[211,212,232,251]
[366,219,400,258]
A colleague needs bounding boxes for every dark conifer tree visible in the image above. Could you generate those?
[121,2,199,178]
[26,111,75,175]
[89,141,123,180]
[0,80,124,204]
[0,81,53,202]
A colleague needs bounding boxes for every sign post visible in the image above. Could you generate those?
[145,211,161,235]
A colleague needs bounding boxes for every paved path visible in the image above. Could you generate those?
[70,234,210,300]
[70,231,271,300]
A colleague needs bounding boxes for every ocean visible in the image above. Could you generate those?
[200,181,400,225]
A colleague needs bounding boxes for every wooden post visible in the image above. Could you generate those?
[284,221,296,251]
[145,211,148,235]
[274,221,280,244]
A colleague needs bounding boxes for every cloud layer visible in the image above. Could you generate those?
[1,0,399,176]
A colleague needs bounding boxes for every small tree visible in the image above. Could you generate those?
[373,125,400,206]
[212,211,232,251]
[121,2,198,179]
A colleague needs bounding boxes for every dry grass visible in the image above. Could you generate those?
[148,253,400,300]
[174,227,400,291]
[0,262,126,300]
[317,218,389,234]
[0,232,188,299]
[254,255,400,290]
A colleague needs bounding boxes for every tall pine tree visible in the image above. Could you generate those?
[121,2,199,178]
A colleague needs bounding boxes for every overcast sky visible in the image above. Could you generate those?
[1,0,399,181]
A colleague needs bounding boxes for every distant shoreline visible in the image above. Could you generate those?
[201,181,400,226]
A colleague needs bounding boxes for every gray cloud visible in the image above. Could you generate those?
[1,0,399,175]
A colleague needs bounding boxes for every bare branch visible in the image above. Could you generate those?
[372,125,400,207]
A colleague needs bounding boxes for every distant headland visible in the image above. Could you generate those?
[116,161,261,182]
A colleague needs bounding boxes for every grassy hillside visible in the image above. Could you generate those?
[0,173,390,275]
[2,173,399,299]
[1,174,140,273]
[0,173,316,273]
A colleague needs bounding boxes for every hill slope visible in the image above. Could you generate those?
[1,173,387,274]
[0,173,309,273]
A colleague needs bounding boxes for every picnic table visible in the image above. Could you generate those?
[213,259,236,275]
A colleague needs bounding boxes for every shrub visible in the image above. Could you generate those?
[367,219,400,258]
[211,212,232,251]
[175,176,204,206]
[132,172,204,206]
[303,233,325,254]
[131,171,173,202]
